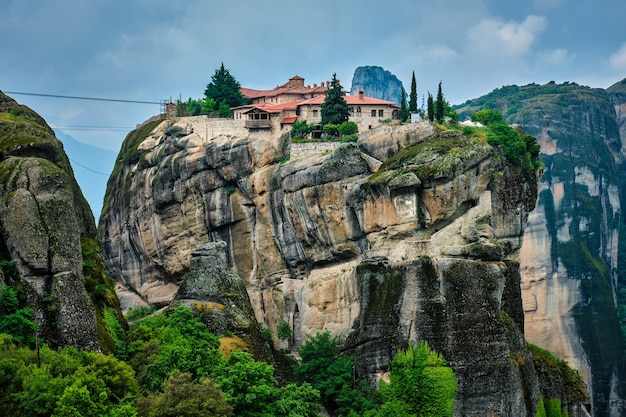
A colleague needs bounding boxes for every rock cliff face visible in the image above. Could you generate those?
[458,81,626,417]
[99,111,557,415]
[0,91,112,350]
[350,66,404,105]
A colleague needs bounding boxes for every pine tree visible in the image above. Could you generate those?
[321,73,350,126]
[409,71,418,113]
[204,63,249,111]
[427,92,434,122]
[399,89,409,122]
[435,81,445,123]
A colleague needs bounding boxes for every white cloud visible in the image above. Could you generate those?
[421,45,459,63]
[467,15,547,57]
[609,43,626,71]
[540,48,576,65]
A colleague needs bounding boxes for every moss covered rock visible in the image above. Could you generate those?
[0,91,122,352]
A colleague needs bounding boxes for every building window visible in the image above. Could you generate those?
[356,107,362,116]
[313,109,318,117]
[379,110,384,117]
[371,109,376,117]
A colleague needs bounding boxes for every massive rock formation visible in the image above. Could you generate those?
[350,66,404,106]
[0,91,114,350]
[99,110,565,415]
[458,81,626,417]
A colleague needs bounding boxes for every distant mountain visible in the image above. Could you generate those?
[350,66,404,105]
[457,81,626,417]
[54,129,117,221]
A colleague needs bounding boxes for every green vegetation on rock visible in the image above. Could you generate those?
[530,344,588,412]
[366,130,491,186]
[373,341,456,417]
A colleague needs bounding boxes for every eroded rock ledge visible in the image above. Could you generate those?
[100,117,545,415]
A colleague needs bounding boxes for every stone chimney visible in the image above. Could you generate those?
[165,102,177,120]
[359,90,364,100]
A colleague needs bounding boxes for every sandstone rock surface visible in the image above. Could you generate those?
[100,114,550,415]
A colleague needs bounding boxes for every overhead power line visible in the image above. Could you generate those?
[51,124,134,132]
[4,91,160,105]
[67,157,110,176]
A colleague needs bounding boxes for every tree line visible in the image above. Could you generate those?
[0,284,457,417]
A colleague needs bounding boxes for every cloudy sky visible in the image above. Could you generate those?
[2,0,625,151]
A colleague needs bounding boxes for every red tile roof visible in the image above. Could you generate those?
[281,116,297,124]
[297,95,399,107]
[236,100,301,114]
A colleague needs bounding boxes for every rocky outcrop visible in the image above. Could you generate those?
[174,241,273,360]
[99,111,557,415]
[0,91,103,350]
[350,65,404,105]
[458,81,626,417]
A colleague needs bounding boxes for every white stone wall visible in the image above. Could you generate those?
[176,116,248,140]
[290,141,341,159]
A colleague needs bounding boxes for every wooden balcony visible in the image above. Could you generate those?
[245,120,271,129]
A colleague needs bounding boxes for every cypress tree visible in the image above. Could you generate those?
[435,81,445,123]
[321,73,350,126]
[409,71,418,113]
[427,92,434,122]
[399,89,409,122]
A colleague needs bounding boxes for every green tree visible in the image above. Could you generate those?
[2,341,139,417]
[127,306,222,393]
[212,350,278,417]
[186,98,203,116]
[274,383,321,417]
[435,82,445,123]
[379,341,456,417]
[471,108,504,125]
[204,63,248,110]
[202,97,216,114]
[409,72,418,113]
[399,89,409,122]
[290,120,314,139]
[296,332,375,415]
[0,285,37,347]
[218,100,232,118]
[427,92,434,122]
[136,371,232,417]
[321,73,350,126]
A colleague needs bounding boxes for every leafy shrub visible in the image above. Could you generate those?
[124,306,156,322]
[487,122,527,162]
[341,134,358,143]
[277,321,292,341]
[291,120,314,139]
[323,123,340,138]
[471,109,504,125]
[338,121,358,136]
